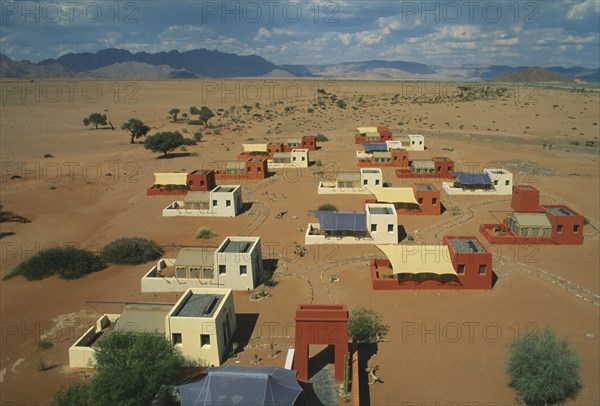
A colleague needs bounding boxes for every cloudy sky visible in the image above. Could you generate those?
[1,0,599,67]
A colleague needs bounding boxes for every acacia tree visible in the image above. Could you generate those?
[199,106,215,127]
[83,113,108,129]
[506,328,581,406]
[348,308,388,344]
[168,108,180,122]
[144,131,185,156]
[121,118,151,144]
[90,331,184,406]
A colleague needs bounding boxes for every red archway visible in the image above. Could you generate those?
[294,304,348,382]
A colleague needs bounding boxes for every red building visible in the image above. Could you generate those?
[146,170,216,196]
[213,158,268,181]
[395,156,455,179]
[354,126,393,144]
[479,185,584,245]
[283,136,317,151]
[357,148,408,167]
[370,236,493,290]
[364,183,441,215]
[294,304,348,382]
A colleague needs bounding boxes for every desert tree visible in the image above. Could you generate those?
[506,327,581,406]
[348,307,388,344]
[83,113,108,129]
[168,108,180,122]
[121,118,151,144]
[90,331,184,406]
[144,131,185,156]
[199,106,215,127]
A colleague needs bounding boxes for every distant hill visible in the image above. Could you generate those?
[81,62,197,79]
[283,59,436,79]
[490,67,575,83]
[39,48,279,78]
[0,54,75,78]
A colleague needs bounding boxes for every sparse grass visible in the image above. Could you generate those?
[195,227,216,239]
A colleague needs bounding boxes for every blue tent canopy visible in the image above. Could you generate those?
[312,210,367,232]
[362,142,387,152]
[451,172,492,185]
[179,366,303,406]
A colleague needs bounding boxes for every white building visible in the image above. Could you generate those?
[318,168,383,194]
[305,203,398,245]
[442,168,513,195]
[268,149,309,169]
[163,185,243,217]
[141,237,263,292]
[69,288,236,369]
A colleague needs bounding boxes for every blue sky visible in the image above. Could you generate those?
[1,0,599,67]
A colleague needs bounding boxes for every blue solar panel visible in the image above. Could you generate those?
[312,211,367,231]
[451,172,492,185]
[362,142,387,151]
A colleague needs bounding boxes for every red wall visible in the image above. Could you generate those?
[294,304,348,382]
[187,171,216,191]
[544,206,584,244]
[444,236,493,290]
[413,184,441,215]
[511,185,541,212]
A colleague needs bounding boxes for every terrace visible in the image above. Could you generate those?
[173,293,223,318]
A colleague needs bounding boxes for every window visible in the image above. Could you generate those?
[573,224,580,232]
[302,156,305,161]
[172,333,182,345]
[213,200,218,207]
[387,224,394,232]
[371,224,377,232]
[219,265,226,275]
[240,265,247,275]
[419,141,423,145]
[188,180,194,186]
[557,224,563,233]
[292,156,297,161]
[493,180,498,186]
[200,180,205,186]
[479,264,486,275]
[505,180,510,186]
[257,167,261,172]
[226,200,231,207]
[363,179,368,185]
[432,198,438,205]
[457,264,465,274]
[375,179,380,185]
[418,197,424,204]
[437,166,442,172]
[447,166,452,172]
[200,334,211,348]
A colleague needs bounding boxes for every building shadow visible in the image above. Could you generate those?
[440,202,447,215]
[307,345,334,380]
[232,313,259,352]
[296,381,325,406]
[240,202,254,214]
[491,271,499,288]
[397,225,408,242]
[357,343,379,406]
[0,232,15,239]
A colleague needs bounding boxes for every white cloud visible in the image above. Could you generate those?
[338,33,352,45]
[566,0,600,20]
[253,27,297,42]
[355,30,385,45]
[254,27,272,41]
[494,37,519,46]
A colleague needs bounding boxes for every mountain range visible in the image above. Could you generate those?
[1,48,598,82]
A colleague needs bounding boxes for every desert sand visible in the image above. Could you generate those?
[0,79,598,405]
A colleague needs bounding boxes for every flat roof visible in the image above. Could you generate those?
[517,185,535,191]
[190,170,212,175]
[249,158,265,162]
[369,206,395,215]
[175,247,215,267]
[218,239,254,253]
[411,160,435,169]
[114,303,173,333]
[338,172,361,181]
[363,142,387,151]
[546,207,574,216]
[361,168,382,174]
[449,239,485,253]
[214,186,236,193]
[173,293,223,318]
[511,212,552,227]
[184,191,210,202]
[415,184,435,191]
[312,211,367,232]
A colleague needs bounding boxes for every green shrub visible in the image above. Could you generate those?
[100,238,163,265]
[4,246,107,281]
[348,308,388,343]
[187,119,203,125]
[213,127,221,135]
[53,383,92,406]
[182,137,197,145]
[195,227,216,239]
[318,204,337,211]
[315,133,329,142]
[193,132,202,142]
[506,327,581,406]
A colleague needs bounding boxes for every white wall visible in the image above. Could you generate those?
[486,169,513,195]
[366,204,398,244]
